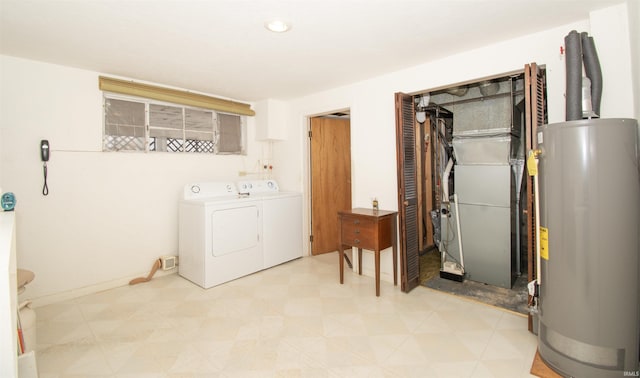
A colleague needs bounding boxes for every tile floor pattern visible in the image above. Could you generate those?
[34,253,539,377]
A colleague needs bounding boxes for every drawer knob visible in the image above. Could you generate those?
[354,229,360,234]
[354,239,360,244]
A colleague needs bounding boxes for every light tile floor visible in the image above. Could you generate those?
[34,253,539,377]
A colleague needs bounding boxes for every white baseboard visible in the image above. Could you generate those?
[359,268,396,284]
[28,269,177,308]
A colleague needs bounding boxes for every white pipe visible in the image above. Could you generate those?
[443,159,454,201]
[453,194,464,271]
[533,155,542,286]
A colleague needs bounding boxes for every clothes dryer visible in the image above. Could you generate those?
[178,182,263,288]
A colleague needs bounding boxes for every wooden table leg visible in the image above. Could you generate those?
[343,250,353,269]
[375,249,381,296]
[358,248,363,275]
[339,245,344,284]
[392,247,398,286]
[392,216,398,286]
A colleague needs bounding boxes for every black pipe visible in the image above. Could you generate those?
[581,32,603,117]
[565,30,583,121]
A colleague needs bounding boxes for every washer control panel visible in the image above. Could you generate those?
[183,181,237,200]
[237,180,279,195]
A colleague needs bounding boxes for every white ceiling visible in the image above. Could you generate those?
[0,0,625,102]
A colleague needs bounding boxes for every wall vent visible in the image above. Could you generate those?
[160,255,177,271]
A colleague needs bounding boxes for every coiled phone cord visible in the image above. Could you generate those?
[42,163,49,196]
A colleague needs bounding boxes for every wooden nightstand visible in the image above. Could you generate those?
[338,208,398,296]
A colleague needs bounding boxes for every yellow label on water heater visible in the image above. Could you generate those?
[540,227,549,260]
[527,152,538,176]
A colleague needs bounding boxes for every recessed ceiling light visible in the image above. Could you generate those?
[265,20,291,33]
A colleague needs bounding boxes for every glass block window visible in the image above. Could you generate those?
[103,95,246,154]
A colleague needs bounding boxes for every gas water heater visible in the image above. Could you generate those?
[537,118,639,378]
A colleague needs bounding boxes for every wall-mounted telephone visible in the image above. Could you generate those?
[41,140,49,195]
[41,140,50,162]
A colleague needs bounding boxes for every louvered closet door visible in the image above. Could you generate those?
[524,62,547,333]
[395,92,420,293]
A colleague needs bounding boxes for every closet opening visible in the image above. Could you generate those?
[396,67,547,314]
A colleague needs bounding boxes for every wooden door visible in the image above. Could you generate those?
[310,117,352,255]
[395,93,420,292]
[524,62,546,332]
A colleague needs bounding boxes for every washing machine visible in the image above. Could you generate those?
[178,181,263,288]
[238,180,303,268]
[179,180,303,289]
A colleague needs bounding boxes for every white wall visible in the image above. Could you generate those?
[0,55,269,304]
[627,0,640,120]
[0,3,634,302]
[283,4,635,283]
[0,122,3,193]
[590,3,635,118]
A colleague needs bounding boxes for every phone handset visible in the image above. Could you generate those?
[41,140,50,162]
[40,140,49,195]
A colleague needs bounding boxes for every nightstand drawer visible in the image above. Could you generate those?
[341,230,376,250]
[341,217,375,248]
